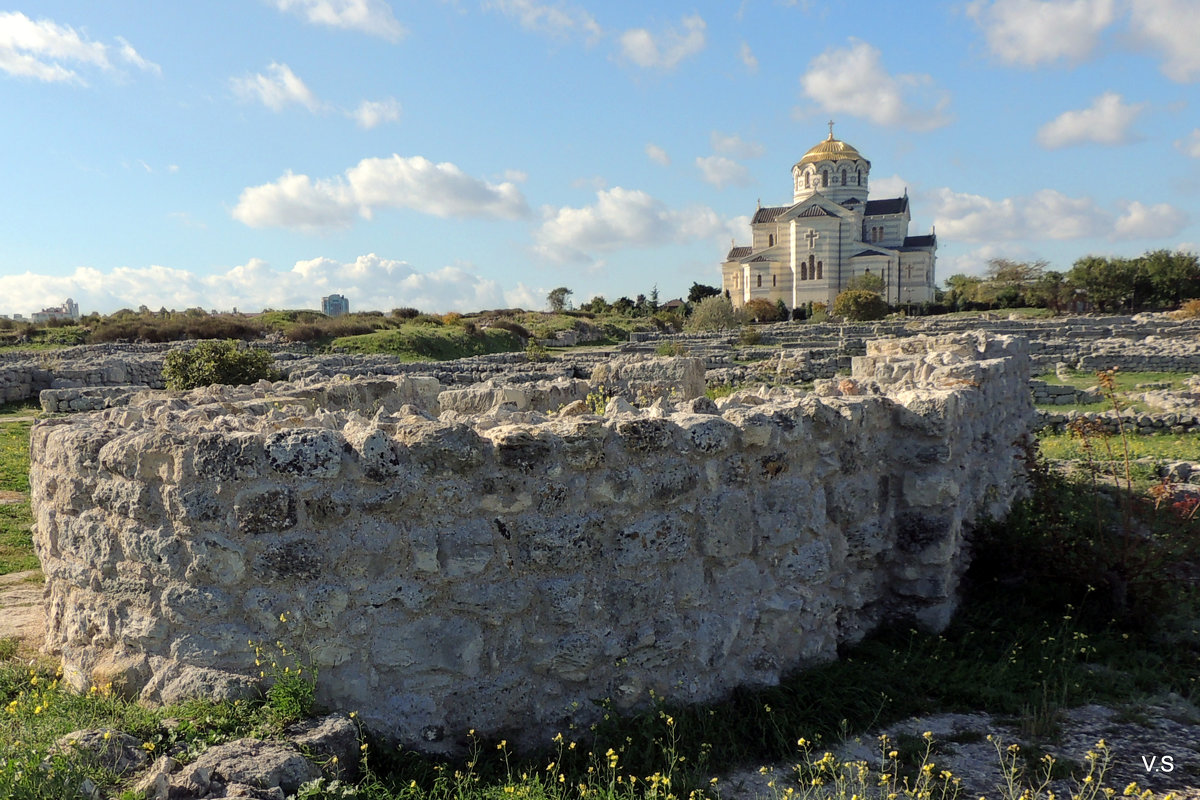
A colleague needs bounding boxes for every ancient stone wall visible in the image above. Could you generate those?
[30,335,1032,753]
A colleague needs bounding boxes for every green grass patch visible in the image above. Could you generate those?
[1035,369,1191,392]
[0,399,39,420]
[0,420,32,493]
[0,501,37,575]
[1037,430,1200,462]
[332,325,522,361]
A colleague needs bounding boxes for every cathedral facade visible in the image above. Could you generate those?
[721,127,936,310]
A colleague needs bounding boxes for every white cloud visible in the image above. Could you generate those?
[619,14,706,70]
[1036,92,1146,148]
[0,256,537,316]
[800,39,951,131]
[1128,0,1200,82]
[485,0,601,41]
[1176,129,1200,158]
[233,155,530,231]
[351,97,401,129]
[869,173,910,198]
[711,132,764,159]
[965,0,1118,66]
[945,244,1041,278]
[740,41,758,73]
[115,36,160,75]
[269,0,407,41]
[696,156,752,189]
[0,11,157,83]
[232,62,322,112]
[645,143,670,166]
[534,187,726,263]
[232,171,357,231]
[1113,201,1189,239]
[930,187,1189,242]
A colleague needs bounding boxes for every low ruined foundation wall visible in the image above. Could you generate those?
[30,334,1032,752]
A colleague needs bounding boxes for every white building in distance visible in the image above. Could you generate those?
[722,125,936,310]
[31,298,81,323]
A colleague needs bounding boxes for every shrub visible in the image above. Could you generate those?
[1173,299,1200,319]
[162,340,282,390]
[684,295,743,332]
[833,289,889,321]
[488,320,531,341]
[410,314,444,326]
[391,307,420,319]
[743,298,781,322]
[738,326,763,345]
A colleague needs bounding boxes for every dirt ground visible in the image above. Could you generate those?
[0,568,46,657]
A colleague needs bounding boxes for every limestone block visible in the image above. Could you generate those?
[265,428,343,477]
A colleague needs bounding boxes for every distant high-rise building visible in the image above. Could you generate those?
[322,294,350,316]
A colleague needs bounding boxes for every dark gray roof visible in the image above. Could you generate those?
[796,205,835,217]
[902,234,936,248]
[850,249,889,258]
[752,206,788,223]
[864,197,908,216]
[727,246,752,260]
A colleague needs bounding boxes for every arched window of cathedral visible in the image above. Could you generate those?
[804,172,810,188]
[857,168,862,185]
[757,274,762,288]
[801,263,808,281]
[773,274,777,287]
[817,261,823,279]
[841,169,847,185]
[821,170,828,187]
[906,266,912,280]
[769,234,775,247]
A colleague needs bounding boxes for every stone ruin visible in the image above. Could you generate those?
[29,333,1032,753]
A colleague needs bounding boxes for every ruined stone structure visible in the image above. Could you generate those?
[30,334,1031,752]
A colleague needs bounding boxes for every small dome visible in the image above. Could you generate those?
[797,132,867,167]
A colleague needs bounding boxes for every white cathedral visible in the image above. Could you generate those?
[722,125,936,310]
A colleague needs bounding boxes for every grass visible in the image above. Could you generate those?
[332,325,523,361]
[1035,369,1191,393]
[0,411,36,576]
[1037,430,1200,462]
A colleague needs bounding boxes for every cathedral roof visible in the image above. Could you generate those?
[798,131,868,167]
[901,234,936,249]
[865,197,909,216]
[727,246,752,260]
[796,205,836,217]
[752,206,788,223]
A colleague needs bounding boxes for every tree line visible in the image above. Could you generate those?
[943,249,1200,313]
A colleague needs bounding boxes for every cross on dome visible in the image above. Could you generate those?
[827,120,835,139]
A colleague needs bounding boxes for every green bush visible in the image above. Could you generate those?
[684,295,743,332]
[833,289,889,321]
[162,340,282,390]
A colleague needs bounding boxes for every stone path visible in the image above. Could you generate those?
[0,569,45,656]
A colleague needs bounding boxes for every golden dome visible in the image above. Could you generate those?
[797,132,867,167]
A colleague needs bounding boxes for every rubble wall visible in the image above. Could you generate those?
[29,334,1032,752]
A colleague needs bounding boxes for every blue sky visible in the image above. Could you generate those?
[1,0,1197,316]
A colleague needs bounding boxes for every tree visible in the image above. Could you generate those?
[163,340,282,391]
[684,295,743,331]
[846,272,884,293]
[688,282,721,303]
[977,258,1047,307]
[580,296,610,314]
[1142,249,1200,308]
[1067,256,1139,311]
[547,287,573,312]
[833,290,889,321]
[743,298,782,322]
[775,298,789,321]
[611,296,635,315]
[943,274,984,310]
[1028,271,1069,313]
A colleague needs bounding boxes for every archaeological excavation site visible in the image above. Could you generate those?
[8,312,1200,757]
